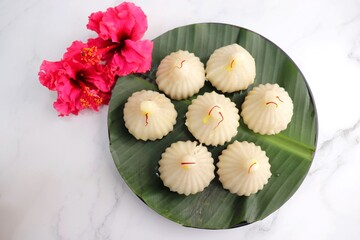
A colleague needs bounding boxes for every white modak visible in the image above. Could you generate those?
[206,43,256,93]
[217,141,272,196]
[241,83,293,135]
[185,91,240,146]
[158,141,215,196]
[123,90,177,141]
[156,50,206,100]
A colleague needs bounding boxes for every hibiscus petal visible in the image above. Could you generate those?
[87,37,117,64]
[99,92,111,105]
[38,60,63,90]
[100,7,135,42]
[117,2,148,41]
[110,53,128,76]
[53,95,81,117]
[55,75,82,104]
[86,2,148,42]
[87,11,104,34]
[82,65,115,92]
[61,60,79,80]
[114,39,153,75]
[63,40,87,61]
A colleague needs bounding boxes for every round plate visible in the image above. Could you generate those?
[108,23,318,229]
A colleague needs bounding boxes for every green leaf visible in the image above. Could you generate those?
[108,23,318,229]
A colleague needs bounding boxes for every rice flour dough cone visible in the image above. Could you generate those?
[156,50,206,100]
[185,91,240,146]
[123,90,177,141]
[217,141,272,196]
[241,83,293,135]
[206,43,256,93]
[159,141,215,195]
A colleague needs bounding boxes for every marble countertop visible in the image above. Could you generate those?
[1,0,360,239]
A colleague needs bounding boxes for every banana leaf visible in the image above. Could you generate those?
[108,23,318,229]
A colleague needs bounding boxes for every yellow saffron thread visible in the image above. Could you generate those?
[226,59,236,71]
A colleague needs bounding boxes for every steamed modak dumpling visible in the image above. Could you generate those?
[185,91,240,146]
[206,43,256,93]
[241,83,293,135]
[158,141,215,195]
[217,141,272,196]
[123,90,177,141]
[156,50,206,100]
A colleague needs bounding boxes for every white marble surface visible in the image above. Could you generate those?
[1,0,360,239]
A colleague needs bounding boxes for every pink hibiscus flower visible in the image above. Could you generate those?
[38,2,153,116]
[86,2,153,76]
[39,41,115,116]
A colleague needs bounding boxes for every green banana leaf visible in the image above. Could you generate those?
[108,23,318,229]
